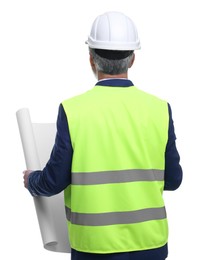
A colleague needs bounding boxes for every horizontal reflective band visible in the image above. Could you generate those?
[65,206,166,226]
[72,169,164,185]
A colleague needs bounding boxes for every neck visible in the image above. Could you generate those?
[97,71,128,81]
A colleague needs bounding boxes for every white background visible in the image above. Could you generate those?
[0,0,208,259]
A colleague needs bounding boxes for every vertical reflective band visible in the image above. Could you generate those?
[72,169,164,185]
[65,206,166,226]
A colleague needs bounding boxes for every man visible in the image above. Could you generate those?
[23,11,182,260]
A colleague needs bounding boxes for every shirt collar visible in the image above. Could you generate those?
[95,78,134,87]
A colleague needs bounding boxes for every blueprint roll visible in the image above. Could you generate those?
[16,108,70,253]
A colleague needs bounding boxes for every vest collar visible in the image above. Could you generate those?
[95,78,134,87]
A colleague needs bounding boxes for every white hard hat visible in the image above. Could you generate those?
[86,11,141,51]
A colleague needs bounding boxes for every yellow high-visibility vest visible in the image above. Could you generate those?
[62,85,169,253]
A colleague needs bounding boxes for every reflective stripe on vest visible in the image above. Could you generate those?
[72,169,164,185]
[65,206,167,226]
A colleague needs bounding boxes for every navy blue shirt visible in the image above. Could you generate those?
[28,79,182,260]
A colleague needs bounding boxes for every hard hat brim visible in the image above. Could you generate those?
[85,38,141,51]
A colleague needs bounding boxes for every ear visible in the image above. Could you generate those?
[129,53,135,68]
[89,52,97,78]
[89,53,96,69]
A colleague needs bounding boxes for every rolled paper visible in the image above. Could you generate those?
[16,108,70,253]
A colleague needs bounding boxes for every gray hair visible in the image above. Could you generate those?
[90,48,134,75]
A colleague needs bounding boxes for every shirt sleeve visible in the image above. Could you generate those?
[164,103,183,190]
[28,104,73,196]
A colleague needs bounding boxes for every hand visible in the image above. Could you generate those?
[23,170,33,189]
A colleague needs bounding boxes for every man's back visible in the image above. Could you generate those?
[24,79,182,260]
[62,81,169,254]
